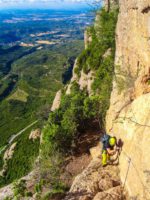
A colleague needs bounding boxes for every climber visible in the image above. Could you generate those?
[101,133,119,167]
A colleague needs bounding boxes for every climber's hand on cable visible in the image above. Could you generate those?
[107,148,116,155]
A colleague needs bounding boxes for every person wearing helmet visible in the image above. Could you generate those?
[101,133,118,167]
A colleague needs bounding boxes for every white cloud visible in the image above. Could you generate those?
[0,0,98,9]
[0,0,94,3]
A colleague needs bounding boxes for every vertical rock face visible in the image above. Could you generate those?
[66,42,95,95]
[106,0,150,199]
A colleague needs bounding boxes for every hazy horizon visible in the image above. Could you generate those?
[0,0,101,10]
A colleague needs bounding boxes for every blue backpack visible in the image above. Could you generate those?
[101,133,110,144]
[101,133,111,151]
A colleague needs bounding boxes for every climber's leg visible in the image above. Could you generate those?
[102,150,107,166]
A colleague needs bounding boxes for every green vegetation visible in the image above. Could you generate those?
[0,7,119,198]
[5,179,33,199]
[0,124,40,187]
[0,41,83,147]
[41,188,65,200]
[0,10,93,45]
[40,8,119,194]
[0,153,4,170]
[13,179,27,198]
[73,8,118,120]
[62,57,76,84]
[76,8,118,75]
[7,88,29,102]
[75,8,118,120]
[92,55,115,119]
[0,41,84,188]
[41,85,103,191]
[0,46,35,78]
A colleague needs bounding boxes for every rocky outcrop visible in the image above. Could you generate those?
[66,29,94,96]
[66,59,79,95]
[51,90,62,111]
[0,167,40,200]
[78,70,95,95]
[93,186,123,200]
[0,143,17,176]
[64,158,127,200]
[106,0,150,199]
[0,184,13,200]
[29,129,41,141]
[66,65,95,96]
[84,29,92,49]
[3,142,17,161]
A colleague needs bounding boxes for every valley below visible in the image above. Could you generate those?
[0,9,94,188]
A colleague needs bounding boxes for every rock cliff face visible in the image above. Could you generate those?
[106,0,150,199]
[51,90,62,111]
[66,60,95,96]
[64,158,127,200]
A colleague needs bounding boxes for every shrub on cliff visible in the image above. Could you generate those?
[75,8,118,75]
[41,6,119,194]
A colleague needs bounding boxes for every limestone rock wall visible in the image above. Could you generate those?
[66,59,95,96]
[65,158,126,200]
[106,0,150,199]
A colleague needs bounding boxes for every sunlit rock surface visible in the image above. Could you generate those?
[106,0,150,199]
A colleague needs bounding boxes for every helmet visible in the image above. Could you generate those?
[109,137,116,146]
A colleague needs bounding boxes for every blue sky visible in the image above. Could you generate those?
[0,0,101,10]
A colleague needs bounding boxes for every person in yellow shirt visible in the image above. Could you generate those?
[101,133,119,167]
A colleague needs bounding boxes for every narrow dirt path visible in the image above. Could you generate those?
[0,120,38,155]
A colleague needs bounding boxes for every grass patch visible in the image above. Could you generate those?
[7,88,29,102]
[0,123,40,187]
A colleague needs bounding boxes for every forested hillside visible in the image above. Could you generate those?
[39,7,119,199]
[0,41,84,187]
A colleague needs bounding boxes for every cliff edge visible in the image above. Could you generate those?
[106,0,150,199]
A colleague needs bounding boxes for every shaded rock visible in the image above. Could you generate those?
[93,186,123,200]
[98,177,113,192]
[78,70,95,95]
[68,159,101,197]
[64,191,93,200]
